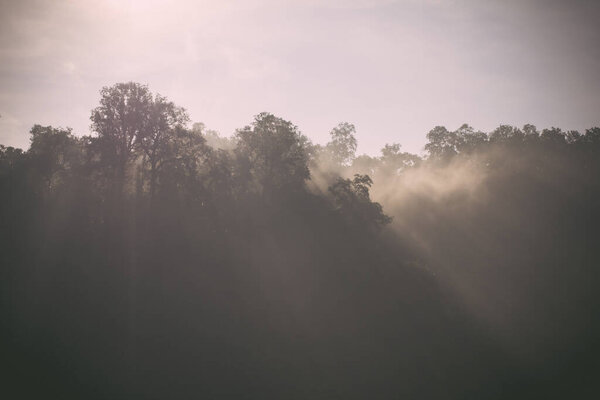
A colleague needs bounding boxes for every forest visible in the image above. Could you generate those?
[2,82,600,399]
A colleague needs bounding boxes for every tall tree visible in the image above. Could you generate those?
[235,112,310,198]
[326,122,358,166]
[424,126,457,159]
[138,95,189,197]
[28,125,82,191]
[90,82,153,189]
[90,82,188,196]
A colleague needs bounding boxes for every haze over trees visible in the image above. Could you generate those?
[2,82,600,399]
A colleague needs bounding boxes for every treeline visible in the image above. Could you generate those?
[1,82,600,399]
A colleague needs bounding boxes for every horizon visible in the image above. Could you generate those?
[2,0,599,155]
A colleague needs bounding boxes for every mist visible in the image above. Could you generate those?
[352,129,600,363]
[2,1,600,399]
[2,86,599,398]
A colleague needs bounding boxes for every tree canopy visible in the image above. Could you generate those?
[2,82,600,400]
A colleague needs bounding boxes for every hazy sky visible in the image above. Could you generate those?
[1,0,599,154]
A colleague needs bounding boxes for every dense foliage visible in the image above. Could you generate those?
[2,82,599,399]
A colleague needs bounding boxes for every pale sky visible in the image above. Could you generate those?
[1,0,599,155]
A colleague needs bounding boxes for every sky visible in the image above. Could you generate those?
[1,0,599,155]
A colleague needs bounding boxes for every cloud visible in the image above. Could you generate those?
[0,0,598,152]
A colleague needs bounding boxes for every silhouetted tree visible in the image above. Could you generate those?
[326,122,358,166]
[90,82,188,198]
[137,95,189,197]
[380,143,421,174]
[489,125,523,143]
[424,125,458,159]
[90,82,154,193]
[27,125,83,193]
[235,112,310,198]
[328,174,391,230]
[4,81,600,400]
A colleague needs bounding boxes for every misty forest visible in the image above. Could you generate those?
[2,82,600,399]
